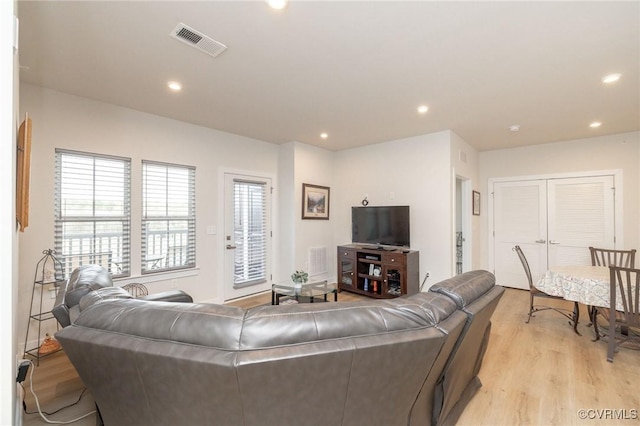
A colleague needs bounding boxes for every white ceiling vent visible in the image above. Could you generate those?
[170,23,227,58]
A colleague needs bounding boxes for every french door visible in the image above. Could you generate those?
[493,175,615,290]
[224,173,272,301]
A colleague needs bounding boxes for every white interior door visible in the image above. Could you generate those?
[492,174,617,290]
[224,173,272,301]
[547,176,615,267]
[493,180,547,290]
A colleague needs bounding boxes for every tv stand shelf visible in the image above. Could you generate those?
[337,244,419,298]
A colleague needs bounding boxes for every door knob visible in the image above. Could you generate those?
[549,240,561,245]
[226,245,237,250]
[535,239,546,244]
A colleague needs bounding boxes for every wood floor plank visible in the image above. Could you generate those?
[21,288,639,426]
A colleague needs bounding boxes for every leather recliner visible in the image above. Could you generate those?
[52,264,193,327]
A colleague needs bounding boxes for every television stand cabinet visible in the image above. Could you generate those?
[337,244,419,298]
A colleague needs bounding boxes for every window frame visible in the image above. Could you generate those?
[54,149,131,278]
[141,160,196,274]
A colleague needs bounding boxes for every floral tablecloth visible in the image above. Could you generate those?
[535,265,624,311]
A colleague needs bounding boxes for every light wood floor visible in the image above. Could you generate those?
[22,288,639,425]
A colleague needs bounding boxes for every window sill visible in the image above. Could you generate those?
[113,267,199,286]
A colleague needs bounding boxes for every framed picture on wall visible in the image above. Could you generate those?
[302,183,330,220]
[472,190,480,216]
[16,113,32,232]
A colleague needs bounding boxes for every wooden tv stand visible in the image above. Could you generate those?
[337,244,419,298]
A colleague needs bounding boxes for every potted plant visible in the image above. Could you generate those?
[291,270,308,289]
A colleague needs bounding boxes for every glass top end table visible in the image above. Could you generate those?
[271,280,338,305]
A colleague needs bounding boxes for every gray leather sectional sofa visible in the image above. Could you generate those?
[55,268,503,426]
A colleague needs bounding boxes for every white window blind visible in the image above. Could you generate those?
[233,179,268,287]
[55,150,131,278]
[142,161,196,273]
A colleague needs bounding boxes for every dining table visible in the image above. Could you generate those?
[535,265,625,335]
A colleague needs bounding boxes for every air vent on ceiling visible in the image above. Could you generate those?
[170,23,227,58]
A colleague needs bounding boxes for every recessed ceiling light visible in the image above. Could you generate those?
[417,105,429,114]
[601,73,621,84]
[167,81,182,91]
[509,125,520,132]
[266,0,287,9]
[320,133,328,139]
[590,121,602,128]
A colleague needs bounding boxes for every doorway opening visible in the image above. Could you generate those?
[455,176,472,275]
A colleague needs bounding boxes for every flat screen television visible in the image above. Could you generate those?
[351,206,410,248]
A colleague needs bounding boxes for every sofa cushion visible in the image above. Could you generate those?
[79,286,133,311]
[74,299,246,349]
[241,291,457,349]
[429,270,496,309]
[65,264,113,307]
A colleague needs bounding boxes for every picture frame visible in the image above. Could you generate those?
[302,183,330,220]
[472,190,480,216]
[16,114,32,232]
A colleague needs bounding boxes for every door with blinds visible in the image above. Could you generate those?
[224,173,272,301]
[493,175,616,290]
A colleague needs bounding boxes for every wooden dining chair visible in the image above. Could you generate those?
[592,265,640,362]
[588,247,636,326]
[589,247,636,268]
[513,245,577,325]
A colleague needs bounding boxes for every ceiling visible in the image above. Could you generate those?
[17,1,640,152]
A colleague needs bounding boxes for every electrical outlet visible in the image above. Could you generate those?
[16,360,29,383]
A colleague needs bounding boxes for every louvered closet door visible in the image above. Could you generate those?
[493,175,616,290]
[493,180,547,290]
[547,176,615,267]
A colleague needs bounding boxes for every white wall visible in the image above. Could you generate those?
[450,131,480,270]
[293,142,335,280]
[2,1,18,424]
[479,131,640,269]
[276,142,296,282]
[18,84,280,343]
[333,131,455,285]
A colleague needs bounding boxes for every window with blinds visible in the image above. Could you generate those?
[233,179,268,287]
[142,161,196,273]
[55,150,131,278]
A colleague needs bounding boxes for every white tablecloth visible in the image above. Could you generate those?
[535,265,624,310]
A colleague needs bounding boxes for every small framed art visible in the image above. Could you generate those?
[472,190,480,216]
[302,183,330,220]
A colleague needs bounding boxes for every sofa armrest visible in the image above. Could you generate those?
[139,290,193,303]
[52,303,71,328]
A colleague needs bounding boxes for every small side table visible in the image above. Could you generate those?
[271,280,338,305]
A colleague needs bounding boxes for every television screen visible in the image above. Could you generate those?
[351,206,410,248]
